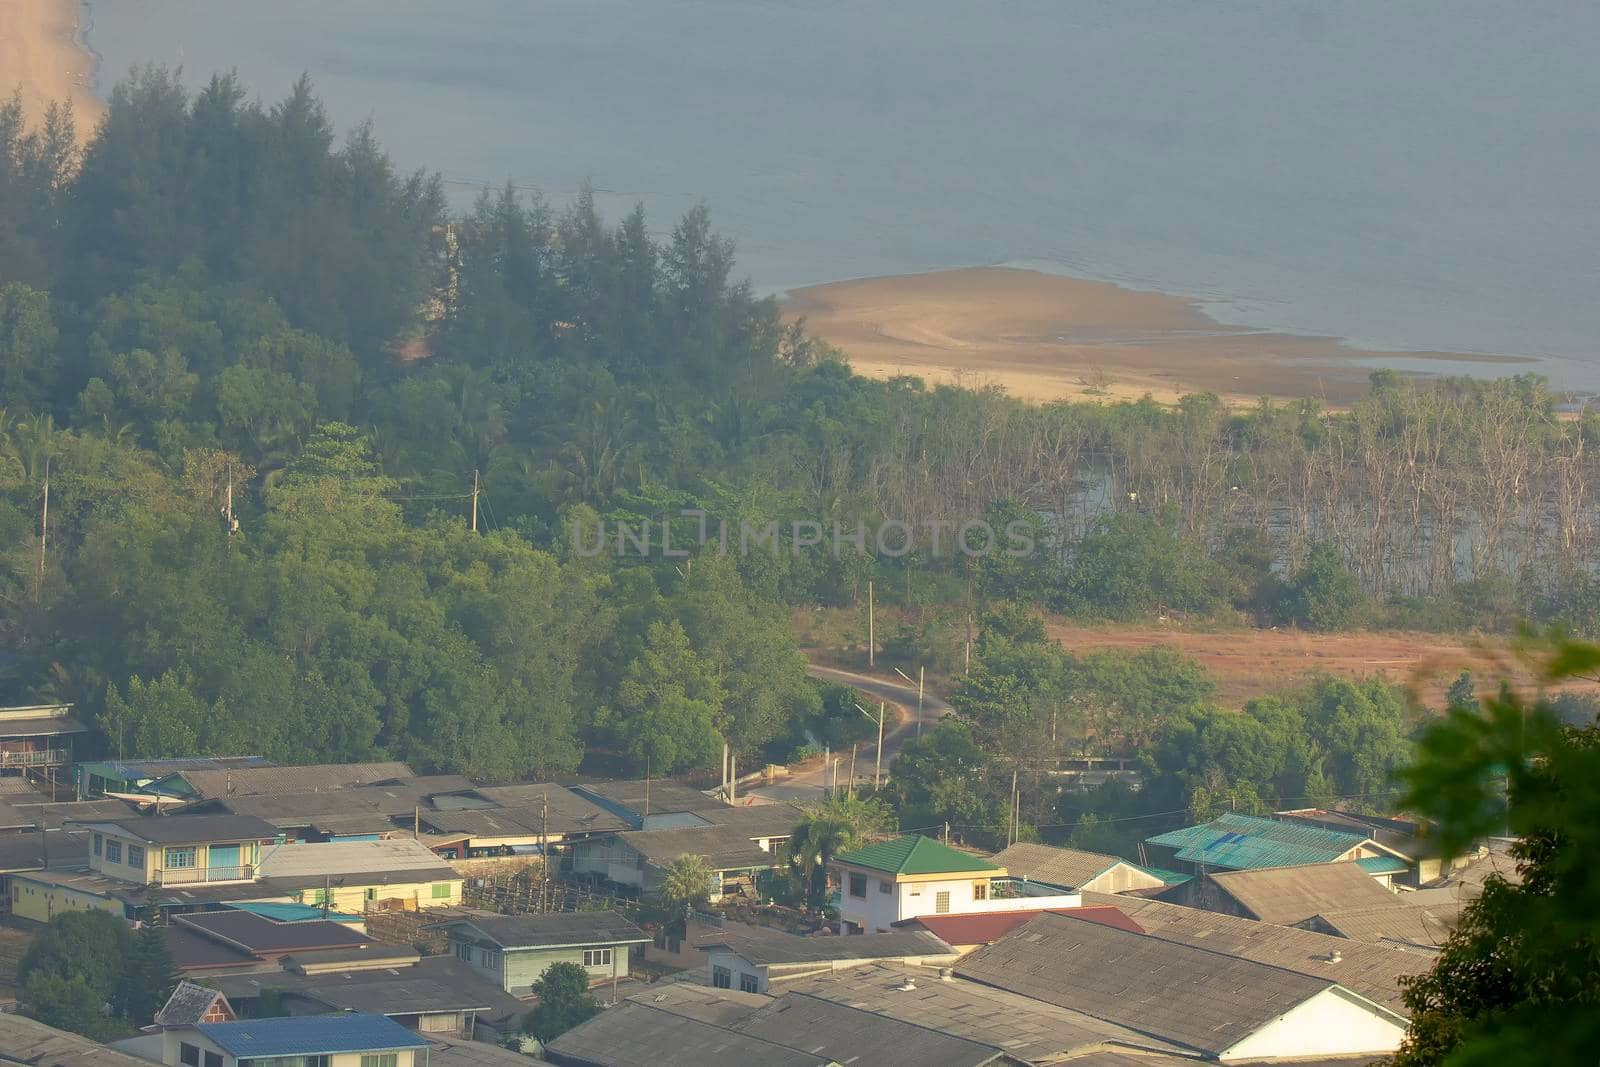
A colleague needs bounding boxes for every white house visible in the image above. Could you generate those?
[160,1014,426,1067]
[830,835,1080,934]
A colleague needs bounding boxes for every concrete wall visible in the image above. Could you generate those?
[571,837,645,889]
[90,834,262,884]
[1219,987,1406,1061]
[705,948,767,993]
[450,934,629,995]
[1081,862,1167,894]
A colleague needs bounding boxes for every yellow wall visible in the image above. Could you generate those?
[9,876,124,923]
[90,832,263,884]
[287,878,463,913]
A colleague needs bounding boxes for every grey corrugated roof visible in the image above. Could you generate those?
[170,762,416,799]
[624,984,770,1026]
[616,824,784,871]
[1081,890,1428,1013]
[419,784,626,838]
[572,779,726,816]
[784,960,1189,1065]
[956,913,1335,1055]
[0,715,87,737]
[98,814,280,843]
[990,843,1127,888]
[153,980,231,1026]
[1205,862,1399,924]
[546,1000,830,1067]
[211,955,526,1024]
[434,910,648,950]
[731,992,1003,1066]
[174,910,370,954]
[1305,899,1463,949]
[0,1010,157,1066]
[698,926,955,967]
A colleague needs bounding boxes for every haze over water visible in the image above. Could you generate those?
[85,1,1600,385]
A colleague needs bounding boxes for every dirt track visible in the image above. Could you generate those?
[1045,622,1576,709]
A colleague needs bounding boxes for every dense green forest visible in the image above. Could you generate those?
[3,69,1598,792]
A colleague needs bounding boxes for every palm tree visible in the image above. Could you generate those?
[787,814,857,911]
[659,854,713,913]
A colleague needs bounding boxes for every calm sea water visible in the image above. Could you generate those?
[83,1,1600,385]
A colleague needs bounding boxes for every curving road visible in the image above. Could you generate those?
[742,665,952,803]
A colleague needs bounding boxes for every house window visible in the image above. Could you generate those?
[164,847,196,870]
[431,882,452,898]
[935,891,951,914]
[105,840,122,863]
[128,845,145,868]
[365,887,377,902]
[455,941,474,963]
[583,948,612,967]
[361,1056,399,1067]
[712,965,732,989]
[93,834,102,857]
[848,873,867,898]
[204,1053,222,1067]
[179,1043,200,1067]
[972,881,988,901]
[739,972,760,993]
[879,879,892,894]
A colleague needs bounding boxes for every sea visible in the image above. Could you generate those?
[81,1,1600,388]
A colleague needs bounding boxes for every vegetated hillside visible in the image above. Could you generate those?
[3,70,1599,789]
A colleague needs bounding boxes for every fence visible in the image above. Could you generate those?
[462,871,643,918]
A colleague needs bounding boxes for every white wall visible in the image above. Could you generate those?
[705,948,766,993]
[1220,986,1407,1061]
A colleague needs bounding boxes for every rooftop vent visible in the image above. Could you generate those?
[896,977,917,992]
[1327,950,1343,964]
[938,967,954,981]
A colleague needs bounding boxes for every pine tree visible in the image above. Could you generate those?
[116,920,179,1026]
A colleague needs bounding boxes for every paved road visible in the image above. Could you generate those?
[741,665,952,804]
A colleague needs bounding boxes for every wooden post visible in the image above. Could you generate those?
[874,703,885,790]
[848,743,858,799]
[917,666,925,738]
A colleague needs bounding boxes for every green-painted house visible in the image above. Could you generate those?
[428,911,649,994]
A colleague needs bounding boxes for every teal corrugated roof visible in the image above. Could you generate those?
[1146,813,1368,871]
[1137,865,1192,886]
[1356,855,1410,875]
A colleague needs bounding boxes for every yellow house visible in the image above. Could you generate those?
[10,815,462,924]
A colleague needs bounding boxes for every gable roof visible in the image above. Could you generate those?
[209,955,528,1026]
[615,821,793,872]
[697,925,955,967]
[898,906,1142,945]
[153,981,232,1027]
[783,959,1192,1064]
[1305,899,1465,950]
[547,1000,830,1067]
[0,1010,157,1067]
[731,991,1003,1066]
[433,910,648,950]
[174,910,370,956]
[956,913,1345,1056]
[196,1014,427,1057]
[1146,813,1370,870]
[989,842,1165,891]
[1082,890,1430,1013]
[835,835,1002,877]
[1204,862,1399,924]
[95,814,279,844]
[154,762,415,800]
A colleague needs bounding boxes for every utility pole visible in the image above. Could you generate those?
[541,790,550,913]
[867,580,874,668]
[1010,768,1019,846]
[643,756,651,818]
[917,666,925,737]
[224,462,236,539]
[848,743,858,799]
[470,469,480,532]
[874,702,885,790]
[36,455,49,596]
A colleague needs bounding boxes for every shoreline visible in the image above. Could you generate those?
[784,267,1540,406]
[2,0,105,136]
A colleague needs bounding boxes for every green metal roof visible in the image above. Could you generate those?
[835,834,1002,876]
[1137,865,1192,886]
[1146,813,1368,871]
[1356,855,1411,875]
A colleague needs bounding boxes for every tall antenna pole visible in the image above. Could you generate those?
[36,455,49,595]
[470,469,480,532]
[867,580,875,668]
[224,462,235,539]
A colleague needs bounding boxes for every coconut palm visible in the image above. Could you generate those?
[787,813,858,911]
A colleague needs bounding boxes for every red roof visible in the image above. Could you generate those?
[897,906,1142,944]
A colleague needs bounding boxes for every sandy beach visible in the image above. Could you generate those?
[786,267,1533,405]
[1,0,103,134]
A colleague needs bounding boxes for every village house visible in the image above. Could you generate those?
[0,704,84,789]
[1161,861,1401,926]
[990,841,1180,894]
[831,834,1080,934]
[695,925,956,993]
[1144,812,1410,877]
[156,1014,428,1067]
[570,801,800,901]
[427,911,650,994]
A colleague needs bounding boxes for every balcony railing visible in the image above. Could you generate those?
[0,749,67,768]
[156,864,254,886]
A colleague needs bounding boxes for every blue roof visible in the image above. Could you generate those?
[1356,855,1411,875]
[1146,813,1368,871]
[197,1014,427,1057]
